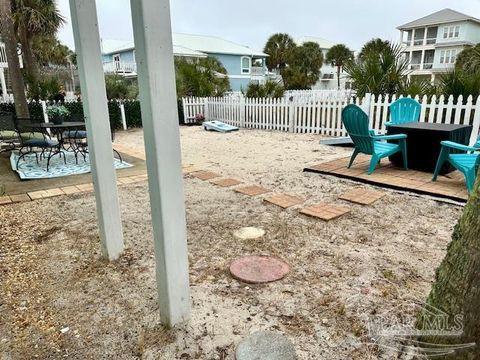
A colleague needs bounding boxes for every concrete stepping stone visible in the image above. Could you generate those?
[339,188,385,205]
[233,227,265,240]
[229,255,289,284]
[264,194,304,209]
[210,178,242,187]
[235,331,296,360]
[300,203,350,221]
[191,170,221,180]
[234,185,271,196]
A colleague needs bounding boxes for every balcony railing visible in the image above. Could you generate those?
[250,66,265,76]
[1,43,23,68]
[103,61,137,74]
[409,63,434,70]
[0,44,7,66]
[403,38,437,47]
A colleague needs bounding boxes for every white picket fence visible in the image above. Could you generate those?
[183,94,480,145]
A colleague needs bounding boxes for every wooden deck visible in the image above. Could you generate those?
[304,154,468,203]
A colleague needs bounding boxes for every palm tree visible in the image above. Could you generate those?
[0,0,29,118]
[417,174,480,356]
[358,38,390,61]
[282,41,324,89]
[344,43,409,97]
[325,44,354,89]
[11,0,65,81]
[263,33,296,72]
[455,43,480,74]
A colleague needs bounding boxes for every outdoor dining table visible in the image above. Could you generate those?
[387,122,473,174]
[23,121,86,146]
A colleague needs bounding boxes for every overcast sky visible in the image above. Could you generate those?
[57,0,480,53]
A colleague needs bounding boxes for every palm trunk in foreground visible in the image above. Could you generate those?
[0,0,29,118]
[418,172,480,359]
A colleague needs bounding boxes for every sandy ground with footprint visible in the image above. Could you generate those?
[0,126,463,359]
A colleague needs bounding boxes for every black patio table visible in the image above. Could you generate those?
[23,121,86,145]
[387,122,473,174]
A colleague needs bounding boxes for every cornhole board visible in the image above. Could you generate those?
[319,136,353,147]
[203,120,239,133]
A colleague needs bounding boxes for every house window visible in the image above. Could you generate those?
[450,49,457,63]
[443,25,460,39]
[440,49,457,64]
[241,56,251,74]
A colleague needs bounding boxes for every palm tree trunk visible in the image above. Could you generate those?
[336,66,341,90]
[418,172,480,358]
[0,0,29,118]
[19,28,38,81]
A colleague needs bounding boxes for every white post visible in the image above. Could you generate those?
[41,100,49,123]
[203,97,209,120]
[69,0,124,260]
[120,102,127,130]
[130,0,191,326]
[0,68,7,101]
[288,98,296,133]
[240,96,245,127]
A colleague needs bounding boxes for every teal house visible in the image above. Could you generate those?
[101,33,271,91]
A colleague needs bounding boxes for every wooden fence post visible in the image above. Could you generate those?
[203,97,209,120]
[288,98,296,133]
[41,100,49,123]
[240,96,246,128]
[120,102,127,130]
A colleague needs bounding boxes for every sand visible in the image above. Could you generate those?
[0,126,463,359]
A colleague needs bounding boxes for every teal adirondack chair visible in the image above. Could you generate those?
[385,98,421,127]
[432,137,480,193]
[342,104,408,175]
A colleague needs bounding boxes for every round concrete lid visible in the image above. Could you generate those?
[229,255,289,284]
[235,331,296,360]
[233,227,266,240]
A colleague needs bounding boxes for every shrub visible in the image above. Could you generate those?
[245,80,285,98]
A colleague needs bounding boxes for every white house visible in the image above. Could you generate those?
[398,8,480,83]
[296,36,351,90]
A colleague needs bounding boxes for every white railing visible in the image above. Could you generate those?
[183,94,480,145]
[103,61,137,74]
[250,67,265,76]
[284,89,355,102]
[0,44,7,66]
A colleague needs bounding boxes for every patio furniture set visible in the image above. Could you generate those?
[0,112,122,172]
[342,98,480,193]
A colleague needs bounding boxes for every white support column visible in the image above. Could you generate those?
[130,0,191,326]
[69,0,124,260]
[0,68,7,101]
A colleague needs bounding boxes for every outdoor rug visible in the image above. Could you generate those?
[10,151,132,180]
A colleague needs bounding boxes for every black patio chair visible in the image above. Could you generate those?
[75,120,123,164]
[15,118,66,172]
[0,112,19,153]
[63,113,87,141]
